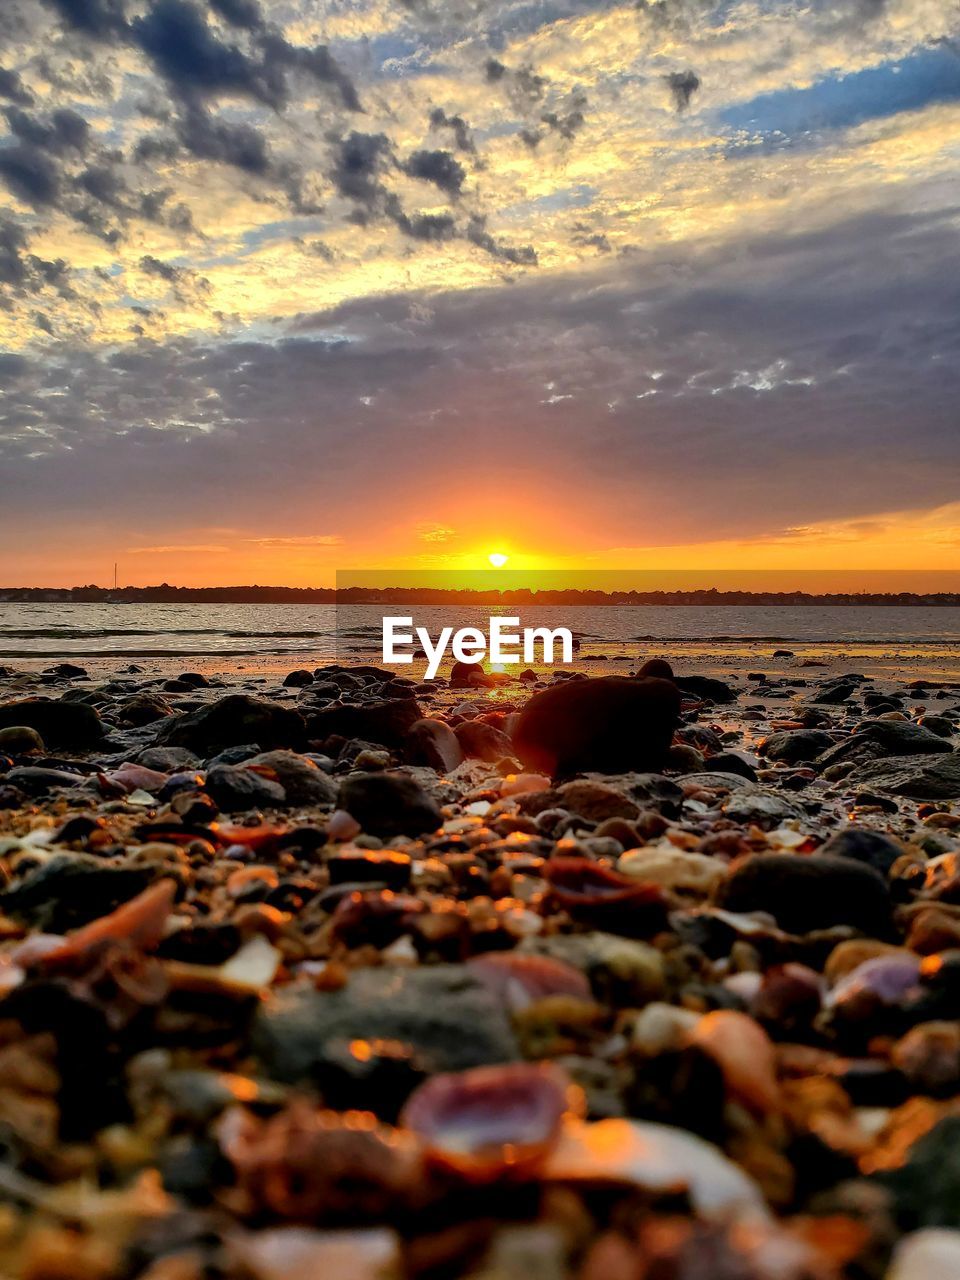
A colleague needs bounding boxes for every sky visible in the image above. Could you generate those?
[0,0,958,587]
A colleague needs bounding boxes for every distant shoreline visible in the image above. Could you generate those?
[3,587,960,607]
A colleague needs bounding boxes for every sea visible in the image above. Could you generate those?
[2,603,960,679]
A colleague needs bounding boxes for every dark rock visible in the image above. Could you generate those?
[857,720,953,756]
[405,719,464,772]
[715,853,892,935]
[759,729,835,764]
[0,697,103,748]
[0,725,45,755]
[4,766,89,796]
[177,672,210,688]
[705,752,758,782]
[327,849,412,890]
[919,715,956,738]
[337,769,443,838]
[817,826,905,875]
[303,697,422,749]
[845,752,960,801]
[873,1114,960,1229]
[206,744,261,767]
[282,669,314,688]
[0,854,155,931]
[449,660,490,688]
[512,676,681,778]
[812,683,857,704]
[43,662,87,678]
[674,675,737,704]
[137,746,200,772]
[454,718,514,762]
[156,694,305,754]
[204,764,286,811]
[246,749,337,805]
[252,964,519,1082]
[116,695,173,726]
[773,650,795,658]
[722,791,802,829]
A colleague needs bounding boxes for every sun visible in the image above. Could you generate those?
[487,552,509,568]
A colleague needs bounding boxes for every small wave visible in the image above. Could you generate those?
[0,627,333,640]
[630,634,960,645]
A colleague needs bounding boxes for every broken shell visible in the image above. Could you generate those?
[401,1062,583,1180]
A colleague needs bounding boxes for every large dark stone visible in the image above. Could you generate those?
[204,763,287,811]
[817,826,905,875]
[759,729,835,764]
[872,1115,960,1229]
[303,697,422,749]
[156,694,305,755]
[674,675,737,705]
[0,697,103,748]
[252,964,519,1083]
[404,719,464,772]
[715,853,892,936]
[857,719,953,756]
[247,750,337,805]
[0,854,155,931]
[845,752,960,801]
[337,769,443,838]
[454,719,514,762]
[512,676,681,778]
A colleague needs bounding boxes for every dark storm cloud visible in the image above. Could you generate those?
[0,145,61,207]
[4,105,90,154]
[43,0,128,38]
[207,0,263,28]
[429,107,476,154]
[485,57,547,108]
[402,148,466,195]
[0,67,34,106]
[139,253,181,281]
[666,70,700,111]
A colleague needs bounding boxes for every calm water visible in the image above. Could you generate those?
[2,602,960,661]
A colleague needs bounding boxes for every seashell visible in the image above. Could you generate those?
[229,1226,401,1280]
[542,857,667,935]
[401,1062,582,1180]
[39,878,178,966]
[467,951,592,1010]
[98,764,169,796]
[687,1009,781,1114]
[164,935,281,996]
[542,1116,770,1221]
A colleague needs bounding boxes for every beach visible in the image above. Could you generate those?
[1,627,959,1279]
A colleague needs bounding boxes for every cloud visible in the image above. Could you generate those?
[244,534,344,547]
[402,148,466,196]
[429,107,476,154]
[127,542,230,553]
[0,67,34,107]
[665,69,700,111]
[417,523,457,542]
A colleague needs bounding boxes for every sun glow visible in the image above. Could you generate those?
[488,552,509,568]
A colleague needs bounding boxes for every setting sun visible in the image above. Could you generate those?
[488,552,509,568]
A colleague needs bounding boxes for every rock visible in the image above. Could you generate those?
[4,766,89,796]
[811,682,857,704]
[521,931,665,1005]
[0,725,45,755]
[454,719,514,762]
[550,780,640,822]
[674,675,737,705]
[512,677,681,778]
[918,716,956,739]
[772,650,795,658]
[204,763,287,811]
[873,1115,960,1229]
[177,672,210,688]
[404,719,464,772]
[282,669,314,687]
[247,750,338,805]
[0,853,155,931]
[722,791,802,829]
[449,660,489,688]
[116,694,173,726]
[0,697,103,747]
[252,964,519,1081]
[43,662,87,678]
[857,720,954,756]
[758,730,834,764]
[817,826,905,875]
[887,1230,960,1280]
[715,853,892,935]
[682,772,756,792]
[845,753,960,801]
[137,746,200,772]
[618,846,725,899]
[156,694,306,754]
[892,1023,960,1096]
[337,770,442,838]
[303,697,422,749]
[705,752,758,782]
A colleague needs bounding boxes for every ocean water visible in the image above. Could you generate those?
[2,602,960,665]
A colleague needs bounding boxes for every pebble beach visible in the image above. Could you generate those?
[1,651,960,1280]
